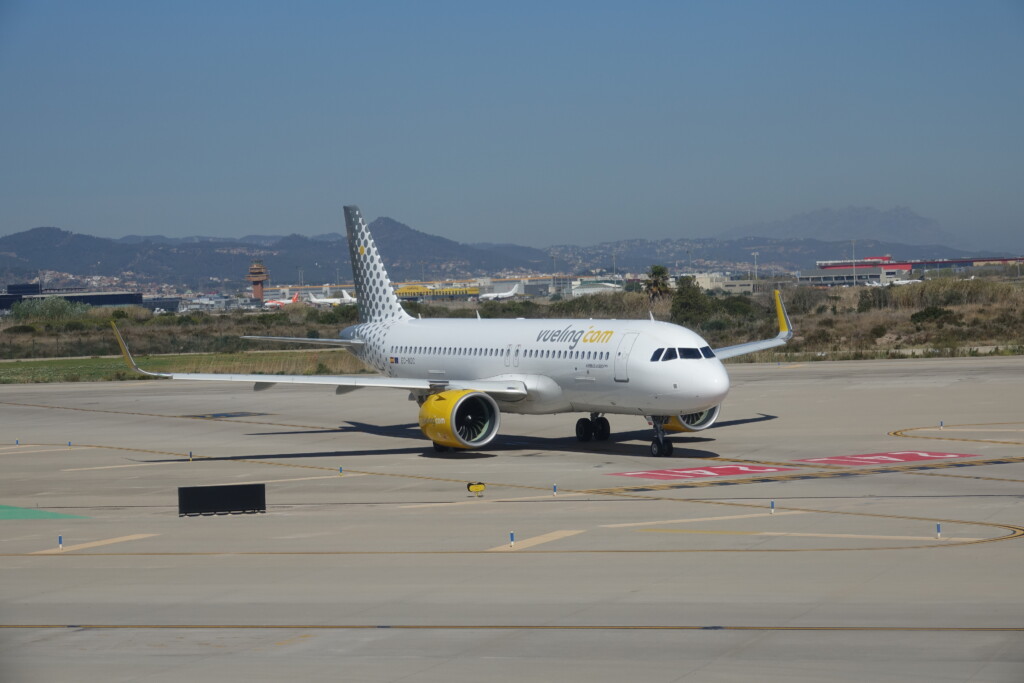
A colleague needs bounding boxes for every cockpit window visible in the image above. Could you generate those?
[661,347,678,361]
[650,348,664,362]
[700,346,715,358]
[678,348,702,359]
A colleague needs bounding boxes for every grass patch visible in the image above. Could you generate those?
[0,350,372,384]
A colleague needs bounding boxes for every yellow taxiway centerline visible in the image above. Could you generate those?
[488,530,585,552]
[602,511,808,528]
[3,623,1023,632]
[31,534,159,555]
[207,474,363,486]
[403,492,585,509]
[5,448,94,457]
[638,529,979,541]
[63,462,180,471]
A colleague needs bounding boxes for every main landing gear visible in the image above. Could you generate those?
[575,413,611,442]
[574,413,673,456]
[648,416,674,457]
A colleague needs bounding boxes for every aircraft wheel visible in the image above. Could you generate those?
[576,417,594,442]
[649,440,664,457]
[664,440,674,456]
[432,442,449,453]
[593,417,611,441]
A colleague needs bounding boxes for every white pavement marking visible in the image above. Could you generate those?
[31,534,159,555]
[487,529,586,552]
[602,511,808,528]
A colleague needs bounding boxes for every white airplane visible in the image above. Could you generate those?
[309,289,357,306]
[262,292,300,308]
[479,282,522,301]
[113,205,792,457]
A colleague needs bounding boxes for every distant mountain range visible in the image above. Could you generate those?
[720,206,963,247]
[0,207,1004,289]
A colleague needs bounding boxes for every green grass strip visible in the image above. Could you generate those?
[0,505,87,520]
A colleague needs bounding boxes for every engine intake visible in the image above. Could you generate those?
[418,389,501,449]
[664,405,720,432]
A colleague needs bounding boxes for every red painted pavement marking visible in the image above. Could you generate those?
[796,451,981,466]
[610,465,797,481]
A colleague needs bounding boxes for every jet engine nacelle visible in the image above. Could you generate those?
[418,389,501,449]
[664,405,720,432]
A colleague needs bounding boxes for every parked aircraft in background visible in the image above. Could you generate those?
[262,292,300,308]
[479,282,523,301]
[309,290,357,306]
[864,278,923,287]
[113,205,792,457]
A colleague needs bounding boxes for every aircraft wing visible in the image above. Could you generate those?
[713,290,794,360]
[111,323,526,400]
[240,335,364,348]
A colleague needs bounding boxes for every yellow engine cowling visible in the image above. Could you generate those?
[664,405,721,433]
[418,389,501,450]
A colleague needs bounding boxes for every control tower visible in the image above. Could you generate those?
[245,260,269,302]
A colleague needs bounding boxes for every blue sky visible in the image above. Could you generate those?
[1,1,1022,249]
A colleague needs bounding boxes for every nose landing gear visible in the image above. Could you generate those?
[648,416,674,457]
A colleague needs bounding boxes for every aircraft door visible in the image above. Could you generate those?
[614,332,639,382]
[504,344,513,367]
[513,344,521,368]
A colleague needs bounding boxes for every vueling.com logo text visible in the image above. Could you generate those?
[536,325,614,350]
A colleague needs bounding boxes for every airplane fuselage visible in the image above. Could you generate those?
[342,317,730,417]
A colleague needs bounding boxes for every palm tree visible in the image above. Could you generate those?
[643,265,670,301]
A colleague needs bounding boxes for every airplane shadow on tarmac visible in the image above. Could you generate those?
[715,413,777,429]
[216,413,778,463]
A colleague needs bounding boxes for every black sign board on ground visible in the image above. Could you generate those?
[178,483,266,516]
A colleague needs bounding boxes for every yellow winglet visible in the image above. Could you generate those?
[110,322,164,377]
[773,290,793,339]
[110,321,138,371]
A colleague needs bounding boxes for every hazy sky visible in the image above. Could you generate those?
[1,1,1022,249]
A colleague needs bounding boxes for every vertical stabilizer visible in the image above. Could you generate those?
[344,205,411,323]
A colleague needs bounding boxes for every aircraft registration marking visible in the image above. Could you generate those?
[796,452,982,466]
[610,465,796,481]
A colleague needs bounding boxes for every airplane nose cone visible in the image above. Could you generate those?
[701,361,730,405]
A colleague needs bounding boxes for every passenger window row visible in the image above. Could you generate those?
[650,346,715,361]
[388,345,612,361]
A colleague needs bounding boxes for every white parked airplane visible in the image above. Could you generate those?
[479,282,522,301]
[262,292,300,308]
[309,289,357,306]
[113,205,792,456]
